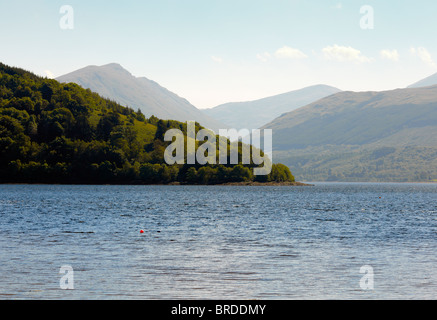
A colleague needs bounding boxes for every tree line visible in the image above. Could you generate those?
[0,62,295,184]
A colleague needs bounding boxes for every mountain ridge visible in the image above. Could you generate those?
[56,63,227,132]
[261,85,437,182]
[408,72,437,88]
[203,84,342,130]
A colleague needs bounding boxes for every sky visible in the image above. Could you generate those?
[1,0,437,109]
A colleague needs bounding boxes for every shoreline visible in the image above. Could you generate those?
[215,181,314,186]
[3,181,437,186]
[0,181,313,186]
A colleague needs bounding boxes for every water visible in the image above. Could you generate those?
[0,183,436,300]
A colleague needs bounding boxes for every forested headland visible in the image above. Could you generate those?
[0,62,295,185]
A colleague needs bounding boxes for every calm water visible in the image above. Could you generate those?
[0,183,436,300]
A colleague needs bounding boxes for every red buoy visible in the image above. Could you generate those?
[140,230,144,234]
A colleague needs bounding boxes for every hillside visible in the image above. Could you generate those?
[204,85,341,130]
[408,72,437,88]
[262,86,437,182]
[0,62,294,185]
[56,63,226,132]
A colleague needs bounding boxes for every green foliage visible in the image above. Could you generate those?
[276,145,437,182]
[0,62,295,184]
[269,164,295,182]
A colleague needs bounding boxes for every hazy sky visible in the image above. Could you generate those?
[1,0,437,109]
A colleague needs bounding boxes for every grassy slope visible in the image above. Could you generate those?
[263,87,437,182]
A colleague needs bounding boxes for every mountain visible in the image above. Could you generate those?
[262,86,437,182]
[408,72,437,88]
[203,85,342,130]
[56,63,226,132]
[0,62,294,184]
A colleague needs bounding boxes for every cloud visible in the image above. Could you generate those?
[410,47,436,67]
[211,56,223,63]
[334,3,342,9]
[256,52,272,62]
[380,49,400,62]
[275,46,308,59]
[44,70,55,79]
[322,45,372,63]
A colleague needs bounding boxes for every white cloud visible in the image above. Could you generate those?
[322,45,372,63]
[256,52,271,62]
[211,56,223,63]
[410,47,436,67]
[335,3,342,9]
[380,49,400,62]
[44,70,55,79]
[275,46,308,59]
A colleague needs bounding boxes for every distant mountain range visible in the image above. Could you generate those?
[408,72,437,88]
[264,86,437,149]
[262,85,437,182]
[56,63,226,132]
[56,63,437,182]
[203,85,341,130]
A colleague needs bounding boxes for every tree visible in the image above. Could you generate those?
[72,114,93,141]
[154,119,167,141]
[97,112,121,141]
[268,164,295,182]
[40,82,54,102]
[198,166,217,184]
[230,164,253,182]
[185,167,198,184]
